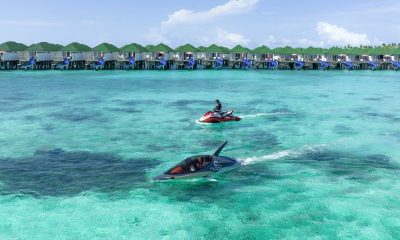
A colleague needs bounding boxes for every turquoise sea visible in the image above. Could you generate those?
[0,70,399,239]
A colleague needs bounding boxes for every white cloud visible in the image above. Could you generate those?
[264,35,277,45]
[316,22,371,46]
[215,28,249,47]
[260,22,378,48]
[146,27,171,44]
[146,0,258,46]
[161,0,259,28]
[297,38,325,47]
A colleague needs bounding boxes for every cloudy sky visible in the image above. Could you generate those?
[1,0,399,48]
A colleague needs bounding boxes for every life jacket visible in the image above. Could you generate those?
[170,166,184,174]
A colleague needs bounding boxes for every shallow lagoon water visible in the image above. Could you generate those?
[0,70,399,239]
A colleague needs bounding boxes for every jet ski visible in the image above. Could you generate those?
[153,141,240,181]
[199,110,241,123]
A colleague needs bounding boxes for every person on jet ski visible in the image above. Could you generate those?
[213,100,222,115]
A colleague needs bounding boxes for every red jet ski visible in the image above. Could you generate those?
[199,110,241,123]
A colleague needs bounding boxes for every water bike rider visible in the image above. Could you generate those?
[213,99,223,117]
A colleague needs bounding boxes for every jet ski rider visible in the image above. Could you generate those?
[213,100,222,116]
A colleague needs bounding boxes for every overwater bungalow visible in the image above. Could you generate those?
[367,47,397,70]
[196,46,206,56]
[203,44,224,60]
[22,42,63,69]
[297,47,329,69]
[368,47,393,62]
[59,42,92,69]
[345,47,378,69]
[145,43,174,70]
[173,44,198,70]
[0,41,27,69]
[273,46,297,61]
[229,45,253,69]
[252,45,273,61]
[272,46,302,69]
[252,45,275,69]
[302,47,326,62]
[91,43,120,69]
[230,45,252,60]
[120,43,148,69]
[390,48,400,61]
[146,43,173,60]
[194,46,207,68]
[348,48,370,62]
[325,47,343,62]
[220,47,231,61]
[197,44,226,69]
[389,48,400,70]
[173,44,198,60]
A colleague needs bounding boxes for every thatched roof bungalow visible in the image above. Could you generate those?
[92,43,120,61]
[26,42,63,61]
[0,41,28,61]
[230,45,252,60]
[252,45,273,61]
[60,42,92,61]
[120,43,148,61]
[173,44,198,60]
[146,43,173,60]
[273,46,298,61]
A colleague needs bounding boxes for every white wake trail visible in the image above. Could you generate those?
[241,112,296,119]
[239,144,327,165]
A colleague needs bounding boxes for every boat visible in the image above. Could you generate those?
[198,110,241,123]
[153,141,240,181]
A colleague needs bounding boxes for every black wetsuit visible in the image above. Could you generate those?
[213,102,222,113]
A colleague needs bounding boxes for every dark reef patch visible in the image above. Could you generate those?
[111,99,161,106]
[249,131,280,148]
[290,148,398,181]
[105,107,141,113]
[48,108,107,122]
[363,97,382,101]
[0,100,63,113]
[41,123,55,131]
[24,115,39,121]
[1,93,33,101]
[0,148,161,197]
[352,107,399,122]
[270,107,296,114]
[76,97,103,104]
[168,100,210,107]
[333,124,356,136]
[200,140,226,148]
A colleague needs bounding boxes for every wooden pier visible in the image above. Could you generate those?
[2,59,399,71]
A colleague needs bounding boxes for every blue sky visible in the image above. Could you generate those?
[1,0,399,48]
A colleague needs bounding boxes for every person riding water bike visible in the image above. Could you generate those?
[213,100,223,117]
